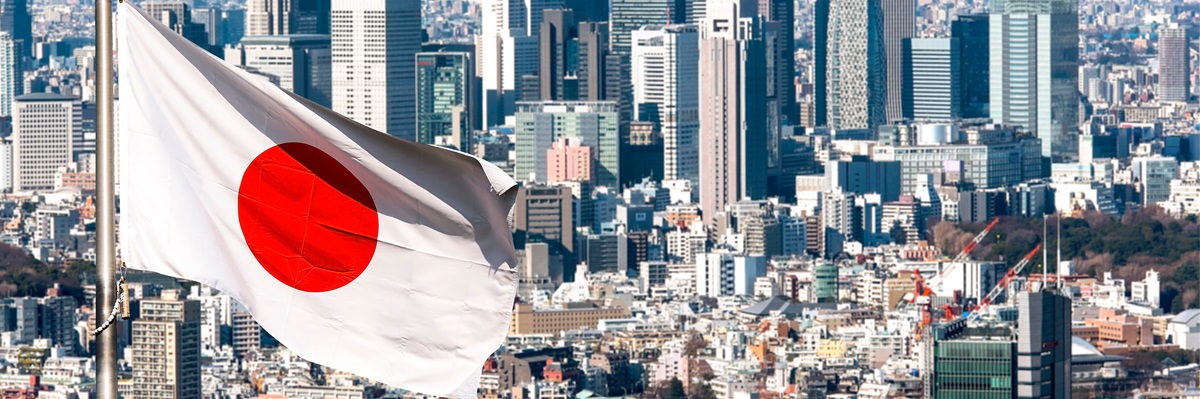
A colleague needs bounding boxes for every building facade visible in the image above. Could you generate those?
[416,50,475,149]
[632,25,700,188]
[1158,25,1189,103]
[826,0,886,130]
[904,38,960,120]
[331,0,421,139]
[514,101,620,186]
[13,93,79,193]
[131,291,201,399]
[225,34,332,107]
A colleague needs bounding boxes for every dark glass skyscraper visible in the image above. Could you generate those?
[952,14,989,119]
[609,0,674,55]
[0,0,28,56]
[416,51,476,149]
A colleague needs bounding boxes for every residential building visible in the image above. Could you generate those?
[695,252,766,297]
[0,31,22,117]
[1158,25,1189,103]
[546,137,594,184]
[131,290,201,399]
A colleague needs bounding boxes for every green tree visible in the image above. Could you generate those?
[667,378,686,399]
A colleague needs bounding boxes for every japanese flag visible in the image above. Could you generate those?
[117,4,518,398]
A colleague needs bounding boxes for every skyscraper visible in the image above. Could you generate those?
[0,32,23,117]
[577,21,611,101]
[539,9,577,101]
[989,0,1079,161]
[331,0,421,140]
[224,34,332,107]
[143,2,209,50]
[609,0,674,55]
[759,0,796,125]
[295,0,331,34]
[1159,25,1189,103]
[631,25,699,187]
[1017,290,1072,398]
[131,290,201,399]
[480,0,562,127]
[416,51,475,149]
[0,0,29,56]
[12,94,79,193]
[883,0,913,122]
[813,0,829,127]
[826,0,886,130]
[903,38,960,120]
[699,0,768,222]
[952,14,989,119]
[245,0,293,36]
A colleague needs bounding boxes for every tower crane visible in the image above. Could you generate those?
[966,243,1043,323]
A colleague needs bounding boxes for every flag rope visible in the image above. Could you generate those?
[90,276,125,336]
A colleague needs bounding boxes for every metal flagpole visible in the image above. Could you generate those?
[96,0,118,397]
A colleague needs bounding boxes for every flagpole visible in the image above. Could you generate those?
[96,0,118,397]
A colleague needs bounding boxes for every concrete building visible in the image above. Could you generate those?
[480,0,557,126]
[538,9,577,101]
[0,31,22,117]
[873,124,1041,194]
[131,290,201,399]
[1016,290,1071,398]
[883,0,913,122]
[632,25,700,188]
[508,302,631,335]
[1131,156,1178,205]
[699,0,768,223]
[609,0,673,55]
[224,34,331,107]
[825,157,902,202]
[546,137,594,184]
[13,93,79,193]
[989,0,1079,161]
[1158,25,1189,103]
[331,0,421,139]
[244,0,292,36]
[695,252,766,297]
[826,0,886,130]
[514,185,576,274]
[514,101,620,186]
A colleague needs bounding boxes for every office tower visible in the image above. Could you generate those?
[883,0,913,122]
[222,8,247,45]
[1017,290,1072,398]
[131,290,201,399]
[931,327,1017,399]
[224,35,332,107]
[331,0,421,140]
[514,101,620,186]
[565,0,607,22]
[1159,25,1189,103]
[295,0,331,34]
[0,32,22,117]
[192,7,228,50]
[903,38,960,120]
[699,0,767,222]
[143,2,209,49]
[821,190,859,258]
[0,0,28,56]
[12,94,79,193]
[245,0,293,36]
[577,22,610,101]
[759,0,796,124]
[609,0,673,55]
[826,0,886,130]
[631,25,699,187]
[952,14,989,119]
[416,51,475,149]
[539,9,577,101]
[514,185,576,278]
[825,156,902,201]
[480,0,561,127]
[813,0,829,127]
[989,0,1079,162]
[622,121,664,185]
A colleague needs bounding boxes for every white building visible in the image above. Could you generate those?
[0,32,22,117]
[1132,156,1179,205]
[13,94,80,193]
[479,0,552,127]
[632,25,700,187]
[695,252,766,297]
[1130,270,1161,309]
[331,0,420,140]
[225,35,332,107]
[1167,309,1200,350]
[1162,162,1200,216]
[244,0,292,36]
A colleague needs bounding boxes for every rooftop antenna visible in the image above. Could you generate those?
[1042,214,1048,290]
[1057,211,1063,290]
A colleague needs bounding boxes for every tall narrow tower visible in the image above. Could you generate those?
[1159,25,1190,103]
[331,0,421,140]
[826,0,886,130]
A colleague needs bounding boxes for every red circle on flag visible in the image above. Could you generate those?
[237,142,379,293]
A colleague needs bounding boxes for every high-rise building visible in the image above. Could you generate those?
[131,290,201,399]
[931,328,1017,399]
[546,136,594,183]
[952,14,989,119]
[514,101,620,186]
[883,0,913,122]
[813,0,830,127]
[294,0,331,34]
[143,2,209,50]
[989,0,1079,162]
[224,34,332,107]
[12,94,79,193]
[480,0,561,127]
[759,0,796,125]
[514,185,576,278]
[539,9,577,101]
[609,0,674,55]
[699,0,768,223]
[331,0,421,140]
[577,22,611,102]
[0,0,29,56]
[416,51,475,149]
[826,0,886,130]
[1159,25,1189,103]
[903,38,960,120]
[245,0,293,36]
[0,32,23,117]
[1017,290,1072,398]
[632,25,699,187]
[38,295,77,350]
[825,156,902,201]
[565,0,608,22]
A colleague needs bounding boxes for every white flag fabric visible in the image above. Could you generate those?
[118,4,518,397]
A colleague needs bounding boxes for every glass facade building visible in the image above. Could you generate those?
[933,340,1015,399]
[416,51,475,149]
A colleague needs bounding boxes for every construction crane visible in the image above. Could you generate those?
[923,217,1001,294]
[966,243,1043,323]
